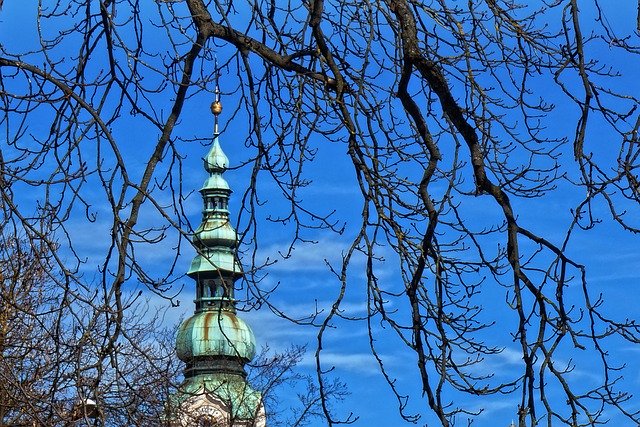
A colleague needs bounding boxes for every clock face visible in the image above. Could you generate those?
[182,402,227,427]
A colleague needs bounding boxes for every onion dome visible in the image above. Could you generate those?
[176,310,257,363]
[204,137,228,173]
[187,248,241,278]
[200,173,230,192]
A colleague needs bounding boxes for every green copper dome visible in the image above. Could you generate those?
[187,248,242,277]
[204,137,228,173]
[194,217,237,250]
[176,310,257,362]
[201,174,230,192]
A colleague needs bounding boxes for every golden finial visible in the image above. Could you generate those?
[211,100,222,116]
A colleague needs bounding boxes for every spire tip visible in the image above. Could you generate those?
[212,57,222,133]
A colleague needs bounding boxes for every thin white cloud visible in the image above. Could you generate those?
[258,239,354,273]
[587,271,640,284]
[474,346,601,386]
[256,238,398,288]
[467,398,518,419]
[299,351,389,377]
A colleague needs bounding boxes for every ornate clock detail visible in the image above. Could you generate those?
[181,401,227,427]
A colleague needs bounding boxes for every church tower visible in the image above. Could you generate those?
[170,76,265,427]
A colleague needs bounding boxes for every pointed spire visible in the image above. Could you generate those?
[187,64,242,305]
[211,56,223,136]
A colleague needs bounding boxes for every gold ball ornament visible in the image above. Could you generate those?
[210,100,222,116]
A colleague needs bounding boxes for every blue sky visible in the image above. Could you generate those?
[2,1,640,426]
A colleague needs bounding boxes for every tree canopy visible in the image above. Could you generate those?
[1,1,640,426]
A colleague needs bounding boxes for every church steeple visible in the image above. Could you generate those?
[186,62,242,313]
[171,70,265,427]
